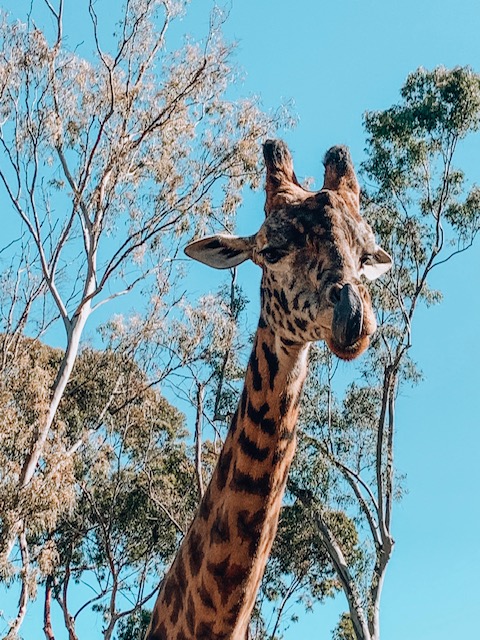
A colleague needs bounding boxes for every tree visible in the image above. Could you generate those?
[0,0,288,636]
[47,347,194,640]
[288,66,480,640]
[116,609,151,640]
[0,339,193,640]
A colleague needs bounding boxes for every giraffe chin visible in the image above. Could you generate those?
[326,334,370,361]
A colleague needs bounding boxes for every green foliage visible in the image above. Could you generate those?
[363,67,480,280]
[116,609,151,640]
[333,613,356,640]
[0,336,195,634]
[360,68,480,392]
[51,347,196,630]
[364,67,480,192]
[0,336,72,545]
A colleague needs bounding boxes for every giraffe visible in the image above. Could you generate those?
[145,139,392,640]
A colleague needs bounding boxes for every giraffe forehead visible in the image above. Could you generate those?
[258,200,370,252]
[257,215,309,248]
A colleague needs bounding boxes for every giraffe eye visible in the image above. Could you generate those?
[260,247,287,264]
[360,253,374,266]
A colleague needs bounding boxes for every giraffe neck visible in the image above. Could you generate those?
[147,323,310,640]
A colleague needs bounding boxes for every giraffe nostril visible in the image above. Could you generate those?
[328,284,343,305]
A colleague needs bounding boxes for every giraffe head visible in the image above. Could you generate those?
[185,140,391,360]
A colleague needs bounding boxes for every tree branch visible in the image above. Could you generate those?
[288,481,371,640]
[5,528,30,640]
[43,577,56,640]
[194,382,205,498]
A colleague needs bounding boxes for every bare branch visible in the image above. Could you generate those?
[5,527,31,640]
[144,472,186,537]
[301,432,381,548]
[194,382,205,498]
[288,481,371,640]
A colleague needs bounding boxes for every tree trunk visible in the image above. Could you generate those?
[43,578,56,640]
[0,306,91,569]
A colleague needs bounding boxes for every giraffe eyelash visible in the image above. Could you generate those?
[259,247,288,264]
[360,253,374,265]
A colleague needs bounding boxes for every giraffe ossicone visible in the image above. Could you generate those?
[146,139,391,640]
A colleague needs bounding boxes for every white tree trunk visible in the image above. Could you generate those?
[19,304,91,489]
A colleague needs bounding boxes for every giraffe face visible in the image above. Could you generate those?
[253,198,388,358]
[185,140,391,360]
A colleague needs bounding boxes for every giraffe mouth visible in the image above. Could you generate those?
[327,284,369,360]
[326,334,370,361]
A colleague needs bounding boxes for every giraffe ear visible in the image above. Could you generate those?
[360,246,393,280]
[184,234,256,269]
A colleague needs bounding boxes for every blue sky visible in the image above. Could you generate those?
[1,0,480,638]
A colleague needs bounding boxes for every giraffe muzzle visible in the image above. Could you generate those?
[332,283,364,348]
